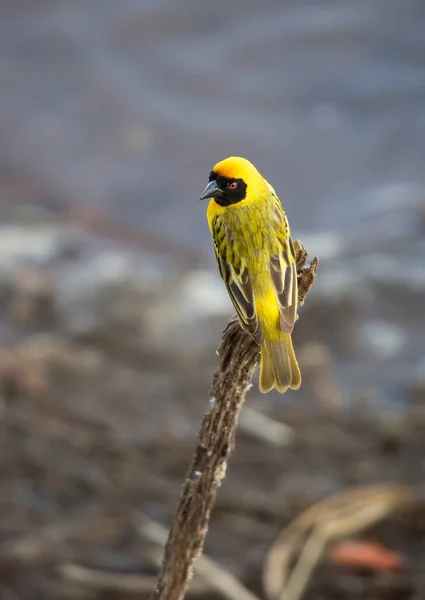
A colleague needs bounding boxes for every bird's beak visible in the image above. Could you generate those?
[199,180,223,201]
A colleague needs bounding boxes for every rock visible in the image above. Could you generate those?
[144,269,231,358]
[363,253,425,294]
[55,251,148,338]
[170,269,231,321]
[0,346,49,401]
[10,266,54,327]
[359,320,406,360]
[313,266,369,305]
[0,223,83,270]
[356,254,401,284]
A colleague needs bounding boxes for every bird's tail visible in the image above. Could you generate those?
[259,335,301,394]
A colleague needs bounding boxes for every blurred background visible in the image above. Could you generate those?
[1,1,425,599]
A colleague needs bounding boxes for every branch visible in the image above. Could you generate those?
[139,513,260,600]
[152,241,318,600]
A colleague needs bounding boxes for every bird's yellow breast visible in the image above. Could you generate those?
[207,190,285,295]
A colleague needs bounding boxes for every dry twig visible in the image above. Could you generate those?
[152,241,318,600]
[263,483,417,600]
[58,563,212,596]
[238,406,295,447]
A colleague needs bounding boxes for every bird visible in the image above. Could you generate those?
[199,156,301,394]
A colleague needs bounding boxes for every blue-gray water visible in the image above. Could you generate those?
[0,0,424,252]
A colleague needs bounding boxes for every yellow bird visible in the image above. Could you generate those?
[199,156,301,394]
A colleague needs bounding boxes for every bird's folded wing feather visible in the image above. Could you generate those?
[211,216,263,344]
[269,195,298,333]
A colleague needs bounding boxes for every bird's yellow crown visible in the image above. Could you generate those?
[212,157,268,205]
[212,156,259,180]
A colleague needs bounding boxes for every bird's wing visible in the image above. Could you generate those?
[211,216,264,344]
[269,193,298,334]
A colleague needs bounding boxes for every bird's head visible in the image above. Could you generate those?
[199,156,266,207]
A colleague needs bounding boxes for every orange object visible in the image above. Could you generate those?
[329,540,404,572]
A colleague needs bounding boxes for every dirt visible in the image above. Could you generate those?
[1,334,425,600]
[0,188,424,600]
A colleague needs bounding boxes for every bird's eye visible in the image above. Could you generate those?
[229,182,237,190]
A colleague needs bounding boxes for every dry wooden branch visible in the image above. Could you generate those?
[152,241,318,600]
[139,513,260,600]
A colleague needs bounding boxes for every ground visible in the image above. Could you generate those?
[0,186,424,599]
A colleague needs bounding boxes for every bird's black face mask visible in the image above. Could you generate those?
[199,171,247,206]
